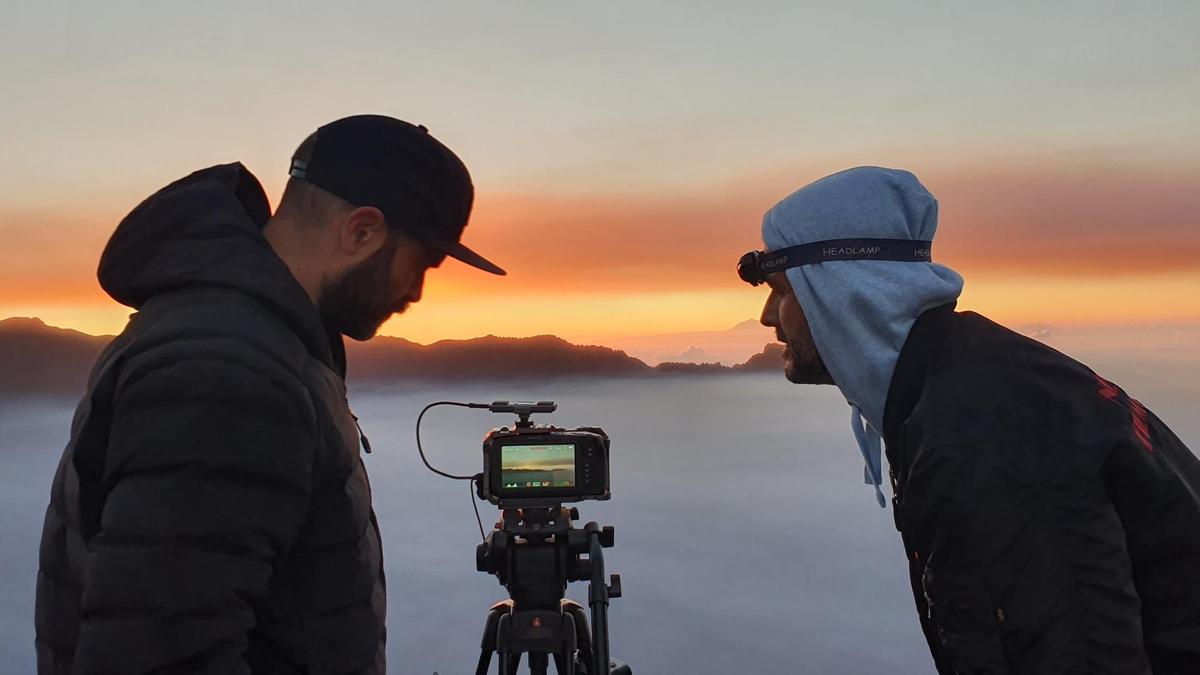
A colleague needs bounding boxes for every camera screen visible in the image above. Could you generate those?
[500,443,576,490]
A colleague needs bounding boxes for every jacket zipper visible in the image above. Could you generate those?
[346,399,372,454]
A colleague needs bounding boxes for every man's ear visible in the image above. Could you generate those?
[336,206,389,259]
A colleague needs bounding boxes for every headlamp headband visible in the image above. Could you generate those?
[737,238,933,286]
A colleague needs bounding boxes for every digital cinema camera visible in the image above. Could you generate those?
[416,400,630,675]
[478,401,611,507]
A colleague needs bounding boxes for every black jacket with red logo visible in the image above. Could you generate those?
[883,303,1200,675]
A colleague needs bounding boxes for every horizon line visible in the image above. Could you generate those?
[6,313,1200,345]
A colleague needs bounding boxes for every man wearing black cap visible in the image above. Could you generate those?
[35,115,503,674]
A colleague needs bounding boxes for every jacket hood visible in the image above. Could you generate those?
[98,163,344,374]
[762,166,963,504]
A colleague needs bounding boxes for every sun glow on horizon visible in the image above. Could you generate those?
[6,267,1199,352]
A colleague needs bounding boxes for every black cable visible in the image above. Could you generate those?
[415,400,491,541]
[470,477,486,541]
[416,401,488,480]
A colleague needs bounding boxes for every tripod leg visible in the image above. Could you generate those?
[528,652,549,675]
[477,603,510,675]
[500,653,521,675]
[564,602,593,668]
[560,610,577,675]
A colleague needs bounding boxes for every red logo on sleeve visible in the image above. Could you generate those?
[1094,372,1153,453]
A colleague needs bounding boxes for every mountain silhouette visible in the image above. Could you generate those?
[347,333,651,382]
[0,317,784,398]
[734,343,787,372]
[0,318,112,398]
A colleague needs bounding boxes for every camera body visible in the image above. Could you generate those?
[480,421,611,507]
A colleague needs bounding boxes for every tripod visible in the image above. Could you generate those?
[474,506,631,675]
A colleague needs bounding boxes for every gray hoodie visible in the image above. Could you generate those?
[762,166,963,506]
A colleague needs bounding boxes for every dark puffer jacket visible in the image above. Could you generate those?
[884,303,1200,675]
[35,164,386,674]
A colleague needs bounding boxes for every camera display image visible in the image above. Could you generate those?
[501,443,576,489]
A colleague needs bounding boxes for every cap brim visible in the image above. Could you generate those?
[426,239,506,276]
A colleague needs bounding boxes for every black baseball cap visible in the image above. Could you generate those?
[288,114,505,276]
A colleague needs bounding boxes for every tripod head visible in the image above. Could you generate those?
[476,506,617,609]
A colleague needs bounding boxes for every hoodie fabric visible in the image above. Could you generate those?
[761,167,963,505]
[36,164,385,674]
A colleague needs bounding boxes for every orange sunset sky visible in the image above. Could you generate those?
[3,4,1198,359]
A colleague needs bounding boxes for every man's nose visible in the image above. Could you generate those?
[759,293,777,327]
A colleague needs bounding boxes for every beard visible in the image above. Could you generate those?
[318,239,402,341]
[780,331,835,385]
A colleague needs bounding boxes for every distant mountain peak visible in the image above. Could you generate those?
[0,316,112,341]
[0,316,113,398]
[0,316,48,330]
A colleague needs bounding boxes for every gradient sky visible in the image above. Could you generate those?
[2,2,1198,349]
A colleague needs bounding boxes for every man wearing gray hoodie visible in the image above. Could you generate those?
[738,167,1200,674]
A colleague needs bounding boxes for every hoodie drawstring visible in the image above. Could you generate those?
[851,405,887,508]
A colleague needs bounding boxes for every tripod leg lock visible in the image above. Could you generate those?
[588,573,622,605]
